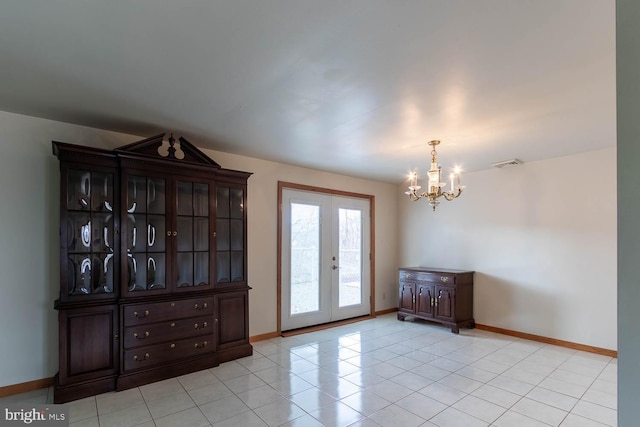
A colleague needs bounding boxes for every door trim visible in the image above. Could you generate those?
[277,181,376,335]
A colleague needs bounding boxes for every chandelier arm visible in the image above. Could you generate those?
[407,191,420,201]
[442,189,463,201]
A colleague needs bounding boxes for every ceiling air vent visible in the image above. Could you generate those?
[491,159,523,168]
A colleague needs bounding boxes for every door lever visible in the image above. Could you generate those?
[332,265,340,270]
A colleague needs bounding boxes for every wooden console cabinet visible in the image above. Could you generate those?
[398,267,475,333]
[53,134,252,403]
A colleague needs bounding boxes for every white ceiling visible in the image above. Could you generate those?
[0,1,615,183]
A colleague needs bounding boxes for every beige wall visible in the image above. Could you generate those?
[398,147,617,350]
[0,110,399,386]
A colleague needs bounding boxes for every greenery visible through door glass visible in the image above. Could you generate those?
[290,203,320,314]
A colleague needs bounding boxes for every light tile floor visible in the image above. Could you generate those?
[0,314,617,426]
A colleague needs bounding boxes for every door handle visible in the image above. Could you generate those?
[332,265,340,270]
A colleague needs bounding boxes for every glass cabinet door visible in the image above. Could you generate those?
[175,180,211,289]
[216,185,245,285]
[124,175,167,293]
[66,169,115,296]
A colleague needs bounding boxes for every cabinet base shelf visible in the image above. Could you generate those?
[397,313,475,334]
[216,343,253,364]
[53,374,117,404]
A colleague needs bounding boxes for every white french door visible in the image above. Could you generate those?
[281,188,371,331]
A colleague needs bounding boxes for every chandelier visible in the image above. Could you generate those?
[405,140,465,210]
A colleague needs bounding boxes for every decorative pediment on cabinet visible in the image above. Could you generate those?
[115,133,221,168]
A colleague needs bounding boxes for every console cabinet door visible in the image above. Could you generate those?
[415,283,435,318]
[398,282,415,314]
[214,291,249,351]
[435,286,456,322]
[58,305,118,385]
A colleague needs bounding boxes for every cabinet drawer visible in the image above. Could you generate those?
[399,271,416,282]
[123,315,213,349]
[123,297,214,326]
[420,272,456,284]
[400,271,456,284]
[123,335,214,372]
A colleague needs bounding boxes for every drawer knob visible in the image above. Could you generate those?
[194,341,208,349]
[133,331,149,339]
[134,353,150,362]
[440,276,449,283]
[194,321,209,330]
[170,322,176,327]
[133,310,149,318]
[170,343,176,349]
[194,302,208,310]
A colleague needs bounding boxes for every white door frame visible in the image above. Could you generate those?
[277,182,375,333]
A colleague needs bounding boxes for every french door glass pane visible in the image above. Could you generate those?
[338,208,362,307]
[290,203,320,315]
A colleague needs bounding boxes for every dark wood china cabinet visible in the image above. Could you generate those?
[53,134,252,403]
